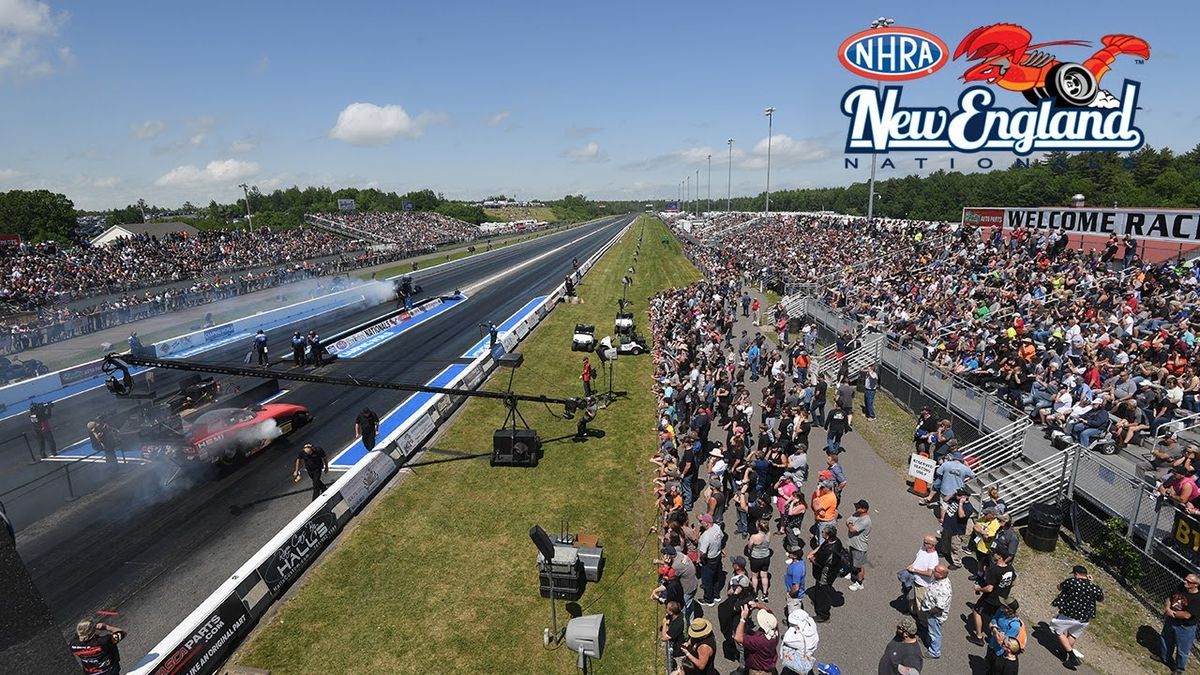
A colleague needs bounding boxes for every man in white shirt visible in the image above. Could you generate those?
[697,514,724,607]
[899,535,941,615]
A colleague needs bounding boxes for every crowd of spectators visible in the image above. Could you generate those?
[311,211,479,247]
[678,210,1200,506]
[0,228,367,312]
[644,271,1087,674]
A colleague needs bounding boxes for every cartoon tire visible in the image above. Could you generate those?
[1045,62,1098,107]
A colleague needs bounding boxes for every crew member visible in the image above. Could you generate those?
[87,419,120,467]
[30,403,55,457]
[252,329,269,366]
[356,407,380,451]
[576,397,598,439]
[291,332,306,366]
[294,443,329,501]
[307,331,324,367]
[572,256,579,270]
[581,357,594,397]
[565,274,576,297]
[69,618,127,675]
[484,321,499,351]
[127,332,145,356]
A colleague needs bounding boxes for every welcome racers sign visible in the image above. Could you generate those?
[963,206,1200,244]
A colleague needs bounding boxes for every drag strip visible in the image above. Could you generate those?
[9,214,633,664]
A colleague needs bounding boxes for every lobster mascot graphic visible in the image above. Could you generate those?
[954,24,1149,108]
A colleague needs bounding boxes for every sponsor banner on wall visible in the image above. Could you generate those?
[255,499,347,596]
[58,359,104,387]
[396,413,436,457]
[157,333,204,357]
[149,594,252,675]
[964,206,1200,243]
[961,207,1005,228]
[338,451,397,513]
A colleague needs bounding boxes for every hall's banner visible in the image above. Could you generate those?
[963,206,1200,243]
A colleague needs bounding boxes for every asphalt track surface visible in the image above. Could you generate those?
[3,214,632,666]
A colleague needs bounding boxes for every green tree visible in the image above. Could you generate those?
[0,190,77,242]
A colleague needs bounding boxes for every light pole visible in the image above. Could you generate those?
[706,154,712,214]
[238,183,254,231]
[695,169,700,216]
[763,107,776,215]
[726,138,733,212]
[686,175,690,215]
[866,16,894,223]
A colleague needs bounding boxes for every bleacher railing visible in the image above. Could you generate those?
[961,418,1032,477]
[979,444,1077,522]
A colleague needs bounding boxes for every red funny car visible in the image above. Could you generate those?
[141,403,311,464]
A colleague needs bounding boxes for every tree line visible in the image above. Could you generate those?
[709,145,1200,221]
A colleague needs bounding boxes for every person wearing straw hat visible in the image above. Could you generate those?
[675,618,718,675]
[735,603,779,675]
[69,618,127,675]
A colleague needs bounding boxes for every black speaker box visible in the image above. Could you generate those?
[491,428,541,467]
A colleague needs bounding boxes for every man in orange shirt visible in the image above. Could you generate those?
[811,481,839,542]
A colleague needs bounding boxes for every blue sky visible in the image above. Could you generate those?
[0,0,1197,210]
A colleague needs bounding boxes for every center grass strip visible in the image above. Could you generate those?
[233,216,701,674]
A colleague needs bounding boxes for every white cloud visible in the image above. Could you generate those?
[252,54,270,74]
[130,119,165,140]
[0,0,68,77]
[329,102,446,146]
[564,141,606,163]
[0,168,21,180]
[483,110,510,127]
[91,175,119,188]
[740,134,831,169]
[155,159,260,188]
[231,138,257,153]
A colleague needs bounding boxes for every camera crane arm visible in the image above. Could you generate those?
[101,353,584,417]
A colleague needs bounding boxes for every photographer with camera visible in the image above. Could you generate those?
[30,402,55,458]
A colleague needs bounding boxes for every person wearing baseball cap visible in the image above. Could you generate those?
[878,615,923,674]
[846,499,872,591]
[69,617,127,675]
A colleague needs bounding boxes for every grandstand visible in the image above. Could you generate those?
[306,211,478,247]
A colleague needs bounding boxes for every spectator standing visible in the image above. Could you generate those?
[1162,574,1200,675]
[811,374,828,427]
[938,487,975,569]
[677,618,718,675]
[898,535,940,616]
[863,364,879,420]
[734,604,779,675]
[807,526,846,623]
[877,616,924,675]
[845,499,872,591]
[783,546,807,615]
[922,450,975,507]
[665,545,700,622]
[1050,565,1104,670]
[811,481,839,541]
[718,573,753,667]
[660,600,685,667]
[986,600,1026,675]
[917,564,952,660]
[825,406,849,455]
[779,607,820,675]
[970,552,1018,645]
[745,520,773,601]
[697,513,723,607]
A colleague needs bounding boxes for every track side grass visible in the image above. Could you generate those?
[234,216,700,674]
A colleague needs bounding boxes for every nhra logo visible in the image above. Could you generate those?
[838,22,1150,155]
[838,26,948,81]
